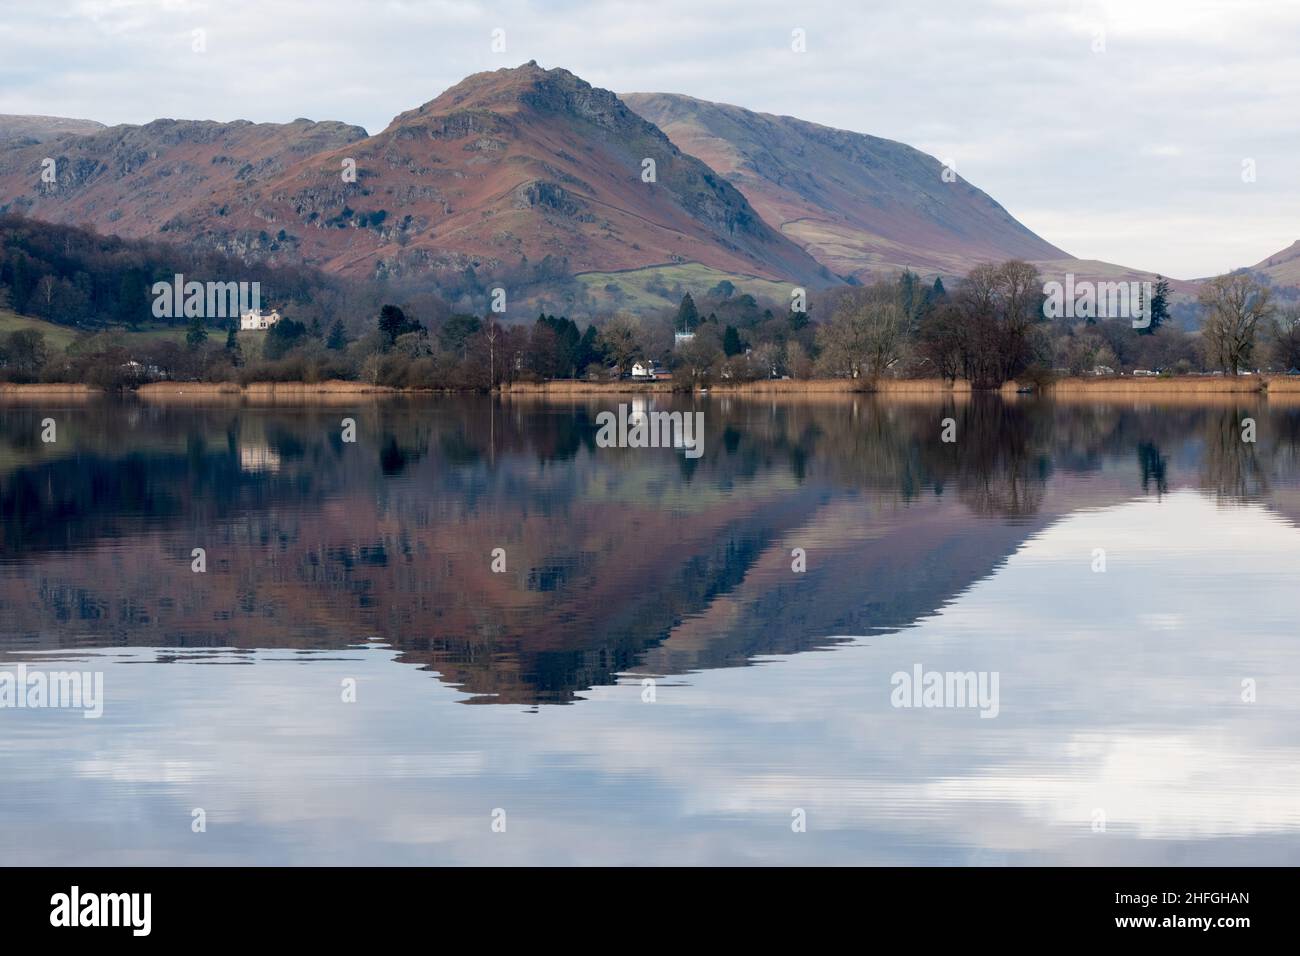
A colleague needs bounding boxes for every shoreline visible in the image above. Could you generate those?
[0,375,1292,401]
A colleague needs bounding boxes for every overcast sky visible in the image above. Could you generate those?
[1,0,1297,278]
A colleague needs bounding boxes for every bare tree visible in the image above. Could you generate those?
[484,317,500,386]
[1270,305,1300,371]
[595,313,642,374]
[1199,272,1274,374]
[954,260,1043,388]
[814,281,908,380]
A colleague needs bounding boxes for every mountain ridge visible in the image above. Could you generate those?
[621,90,1069,281]
[0,63,834,289]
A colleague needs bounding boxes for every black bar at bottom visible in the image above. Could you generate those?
[0,866,1281,943]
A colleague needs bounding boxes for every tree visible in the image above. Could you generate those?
[576,324,601,371]
[897,269,931,330]
[675,292,699,333]
[1139,276,1171,335]
[36,274,57,317]
[326,319,348,351]
[263,318,307,360]
[723,324,744,357]
[378,304,415,345]
[1,329,49,378]
[595,314,642,373]
[438,313,482,357]
[527,320,563,378]
[953,260,1043,388]
[224,325,242,367]
[531,313,581,377]
[186,315,208,349]
[814,281,908,380]
[675,325,723,385]
[1198,272,1274,374]
[1270,306,1300,371]
[484,317,501,386]
[916,301,965,383]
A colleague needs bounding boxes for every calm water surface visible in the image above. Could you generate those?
[1,394,1298,864]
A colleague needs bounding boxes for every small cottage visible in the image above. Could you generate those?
[240,308,283,331]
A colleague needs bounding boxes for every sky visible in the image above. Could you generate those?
[1,0,1297,279]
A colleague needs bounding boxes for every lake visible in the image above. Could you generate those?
[1,393,1298,864]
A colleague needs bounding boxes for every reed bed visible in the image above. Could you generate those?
[1046,376,1263,394]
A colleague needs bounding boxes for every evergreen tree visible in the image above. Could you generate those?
[225,324,243,366]
[577,324,601,369]
[264,318,307,360]
[1141,276,1171,335]
[186,315,207,349]
[326,319,348,350]
[439,313,482,356]
[378,304,410,344]
[723,324,744,356]
[676,292,700,333]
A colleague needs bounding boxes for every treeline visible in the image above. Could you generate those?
[3,209,1299,388]
[0,213,358,330]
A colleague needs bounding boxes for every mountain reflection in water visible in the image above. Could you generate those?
[2,393,1299,865]
[0,394,1297,704]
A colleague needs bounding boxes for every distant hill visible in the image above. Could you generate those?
[0,64,835,291]
[0,114,105,144]
[622,92,1068,281]
[0,72,1227,309]
[1252,240,1300,288]
[0,116,368,241]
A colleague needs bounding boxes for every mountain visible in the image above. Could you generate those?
[1252,240,1300,288]
[621,92,1069,281]
[0,117,369,239]
[0,114,105,144]
[0,64,834,290]
[177,62,832,285]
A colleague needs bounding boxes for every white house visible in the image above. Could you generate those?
[240,308,282,331]
[631,361,670,380]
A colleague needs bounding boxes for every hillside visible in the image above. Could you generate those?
[179,62,833,285]
[1252,240,1300,288]
[0,116,368,239]
[0,64,835,291]
[0,310,185,352]
[0,114,106,144]
[622,92,1068,282]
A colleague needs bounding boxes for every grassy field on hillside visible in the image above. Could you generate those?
[0,310,188,351]
[575,264,794,312]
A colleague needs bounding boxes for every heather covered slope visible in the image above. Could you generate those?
[622,91,1069,281]
[173,62,835,284]
[0,116,369,240]
[0,64,835,289]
